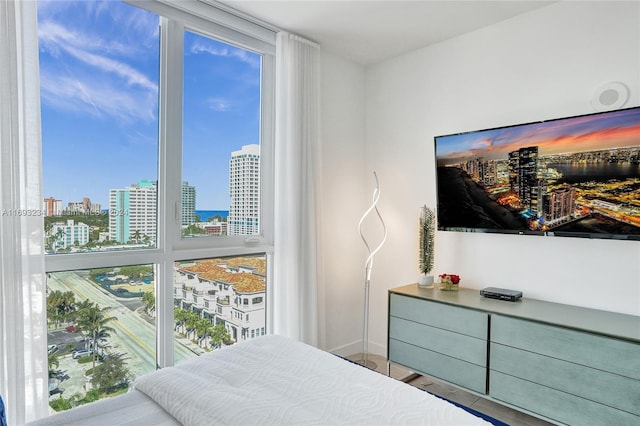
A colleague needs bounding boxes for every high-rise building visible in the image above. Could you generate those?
[42,197,63,216]
[182,181,196,226]
[508,146,539,211]
[109,179,157,244]
[63,197,101,215]
[544,186,576,225]
[66,202,85,214]
[228,144,260,236]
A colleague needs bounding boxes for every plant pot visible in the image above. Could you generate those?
[439,282,459,291]
[417,274,434,287]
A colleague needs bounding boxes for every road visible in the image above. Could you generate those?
[48,271,200,380]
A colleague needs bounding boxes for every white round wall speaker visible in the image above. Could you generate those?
[591,81,629,111]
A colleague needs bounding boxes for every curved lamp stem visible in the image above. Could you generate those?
[357,171,388,369]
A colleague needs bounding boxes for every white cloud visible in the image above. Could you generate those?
[190,40,261,69]
[40,70,157,124]
[207,97,233,112]
[38,20,139,59]
[38,18,158,123]
[63,44,158,92]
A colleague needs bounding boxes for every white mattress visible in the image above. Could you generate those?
[27,389,179,426]
[29,335,492,425]
[133,334,491,425]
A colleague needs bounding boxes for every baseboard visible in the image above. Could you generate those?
[328,339,386,358]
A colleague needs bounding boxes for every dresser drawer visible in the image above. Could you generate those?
[490,342,640,416]
[491,314,640,380]
[389,339,487,394]
[390,317,486,366]
[390,293,487,339]
[490,371,640,426]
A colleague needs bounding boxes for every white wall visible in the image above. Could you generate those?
[322,1,640,355]
[318,51,369,353]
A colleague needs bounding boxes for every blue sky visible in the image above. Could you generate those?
[38,0,261,210]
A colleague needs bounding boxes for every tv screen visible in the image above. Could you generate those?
[435,106,640,241]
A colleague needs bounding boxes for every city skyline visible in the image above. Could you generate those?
[38,0,261,210]
[437,107,640,165]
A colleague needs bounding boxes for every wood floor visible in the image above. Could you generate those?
[345,353,555,426]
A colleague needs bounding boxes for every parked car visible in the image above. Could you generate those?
[47,344,58,354]
[71,348,93,359]
[65,325,77,332]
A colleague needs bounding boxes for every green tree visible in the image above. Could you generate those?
[210,323,231,349]
[44,221,55,251]
[195,318,214,348]
[53,227,66,252]
[47,290,76,327]
[89,268,113,278]
[181,224,206,236]
[174,307,189,335]
[49,394,78,412]
[118,265,152,280]
[182,310,200,341]
[141,291,155,315]
[90,353,129,394]
[48,351,60,378]
[131,229,142,244]
[75,302,117,370]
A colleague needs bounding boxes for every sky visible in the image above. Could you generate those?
[436,107,640,165]
[38,0,261,210]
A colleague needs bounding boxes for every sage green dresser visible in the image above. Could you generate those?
[388,284,640,425]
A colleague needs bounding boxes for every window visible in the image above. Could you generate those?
[39,0,275,412]
[39,1,160,253]
[182,30,262,239]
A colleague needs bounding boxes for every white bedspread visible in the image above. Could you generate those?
[134,334,490,425]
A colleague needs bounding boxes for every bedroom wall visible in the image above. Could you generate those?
[324,1,640,355]
[318,51,368,352]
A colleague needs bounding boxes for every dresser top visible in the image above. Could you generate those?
[389,284,640,342]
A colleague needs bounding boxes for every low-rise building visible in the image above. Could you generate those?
[174,256,266,345]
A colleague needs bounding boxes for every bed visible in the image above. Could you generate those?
[29,334,493,425]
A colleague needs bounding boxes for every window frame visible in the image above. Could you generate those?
[42,0,276,369]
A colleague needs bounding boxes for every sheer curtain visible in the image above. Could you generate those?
[272,32,322,346]
[0,1,48,424]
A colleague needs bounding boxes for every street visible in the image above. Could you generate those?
[47,270,202,402]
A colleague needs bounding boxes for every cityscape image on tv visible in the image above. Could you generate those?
[435,107,640,239]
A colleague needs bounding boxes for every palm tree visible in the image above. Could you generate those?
[76,302,117,370]
[195,318,214,348]
[174,307,189,335]
[210,323,231,349]
[131,229,142,244]
[53,227,67,252]
[184,311,200,341]
[48,352,60,378]
[47,290,76,328]
[142,291,155,316]
[44,221,55,251]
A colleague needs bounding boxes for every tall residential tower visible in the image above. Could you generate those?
[109,179,157,244]
[228,144,260,236]
[182,181,196,226]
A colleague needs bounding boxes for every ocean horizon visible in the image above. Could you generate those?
[196,210,229,221]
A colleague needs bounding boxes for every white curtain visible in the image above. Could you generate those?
[272,32,322,347]
[0,1,48,424]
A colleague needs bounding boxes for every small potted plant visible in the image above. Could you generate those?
[418,205,435,288]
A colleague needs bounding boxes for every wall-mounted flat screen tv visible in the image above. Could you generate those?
[435,106,640,240]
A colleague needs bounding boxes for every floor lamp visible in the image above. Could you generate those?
[357,171,387,369]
